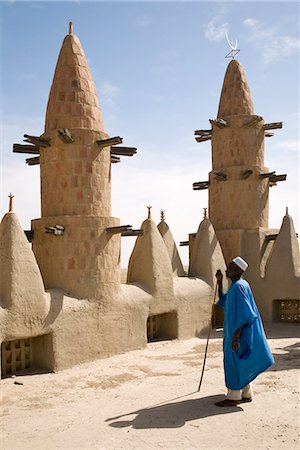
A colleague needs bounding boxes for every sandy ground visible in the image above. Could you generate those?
[1,324,299,450]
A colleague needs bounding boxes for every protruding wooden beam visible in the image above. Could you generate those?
[210,118,228,128]
[179,241,189,247]
[214,171,227,181]
[259,171,276,179]
[194,129,212,136]
[121,229,143,237]
[243,116,263,127]
[24,230,34,243]
[195,136,211,143]
[269,174,287,184]
[259,172,287,185]
[193,181,210,190]
[26,156,40,165]
[13,144,40,154]
[111,155,121,164]
[106,225,132,234]
[263,122,283,131]
[23,134,51,147]
[110,146,137,156]
[264,132,274,138]
[241,169,253,180]
[264,233,278,243]
[97,136,123,149]
[58,128,74,143]
[45,225,65,235]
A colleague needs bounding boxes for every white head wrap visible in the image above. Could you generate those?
[232,256,248,272]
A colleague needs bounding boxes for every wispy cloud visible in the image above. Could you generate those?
[274,139,299,152]
[203,4,232,43]
[99,82,121,129]
[204,19,229,42]
[243,18,300,63]
[101,81,120,103]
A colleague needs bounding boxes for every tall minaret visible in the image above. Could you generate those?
[31,24,120,300]
[208,59,270,262]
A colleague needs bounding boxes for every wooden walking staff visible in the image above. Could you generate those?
[197,281,219,392]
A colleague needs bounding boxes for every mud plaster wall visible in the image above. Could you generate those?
[239,228,299,323]
[40,130,111,218]
[32,216,120,300]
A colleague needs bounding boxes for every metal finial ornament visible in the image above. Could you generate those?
[8,193,14,212]
[147,205,152,219]
[69,22,73,35]
[160,210,165,222]
[286,206,289,216]
[225,31,240,59]
[203,207,208,219]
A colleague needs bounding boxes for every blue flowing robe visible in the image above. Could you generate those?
[218,279,274,390]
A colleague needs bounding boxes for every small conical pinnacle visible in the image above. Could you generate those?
[147,205,152,219]
[160,210,165,222]
[8,193,14,212]
[286,206,289,216]
[69,21,73,35]
[203,207,208,219]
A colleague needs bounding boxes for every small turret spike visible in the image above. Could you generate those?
[147,205,152,219]
[69,21,73,35]
[160,210,165,222]
[203,207,208,219]
[286,206,289,216]
[8,193,14,212]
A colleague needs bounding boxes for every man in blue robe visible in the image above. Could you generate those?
[215,256,274,407]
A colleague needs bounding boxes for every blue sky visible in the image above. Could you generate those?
[0,1,299,267]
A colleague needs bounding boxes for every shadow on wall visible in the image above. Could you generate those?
[43,290,64,327]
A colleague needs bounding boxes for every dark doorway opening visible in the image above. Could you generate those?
[1,334,54,378]
[147,312,178,342]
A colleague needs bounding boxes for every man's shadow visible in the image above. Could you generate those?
[106,394,243,429]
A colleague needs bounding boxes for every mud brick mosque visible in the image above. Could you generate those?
[0,24,299,377]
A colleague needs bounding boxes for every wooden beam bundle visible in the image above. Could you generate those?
[214,171,227,181]
[265,233,278,243]
[23,134,51,147]
[263,122,283,131]
[193,181,210,190]
[106,225,132,234]
[259,171,276,179]
[26,156,40,166]
[210,118,228,128]
[179,241,189,247]
[58,128,74,143]
[241,169,253,180]
[110,146,137,156]
[259,172,287,185]
[195,136,211,143]
[111,155,121,164]
[269,174,287,183]
[194,129,212,136]
[97,136,123,149]
[13,144,40,154]
[121,229,143,237]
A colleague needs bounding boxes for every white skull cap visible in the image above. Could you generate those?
[232,256,248,272]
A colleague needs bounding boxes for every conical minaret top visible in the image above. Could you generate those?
[45,22,104,133]
[217,60,254,118]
